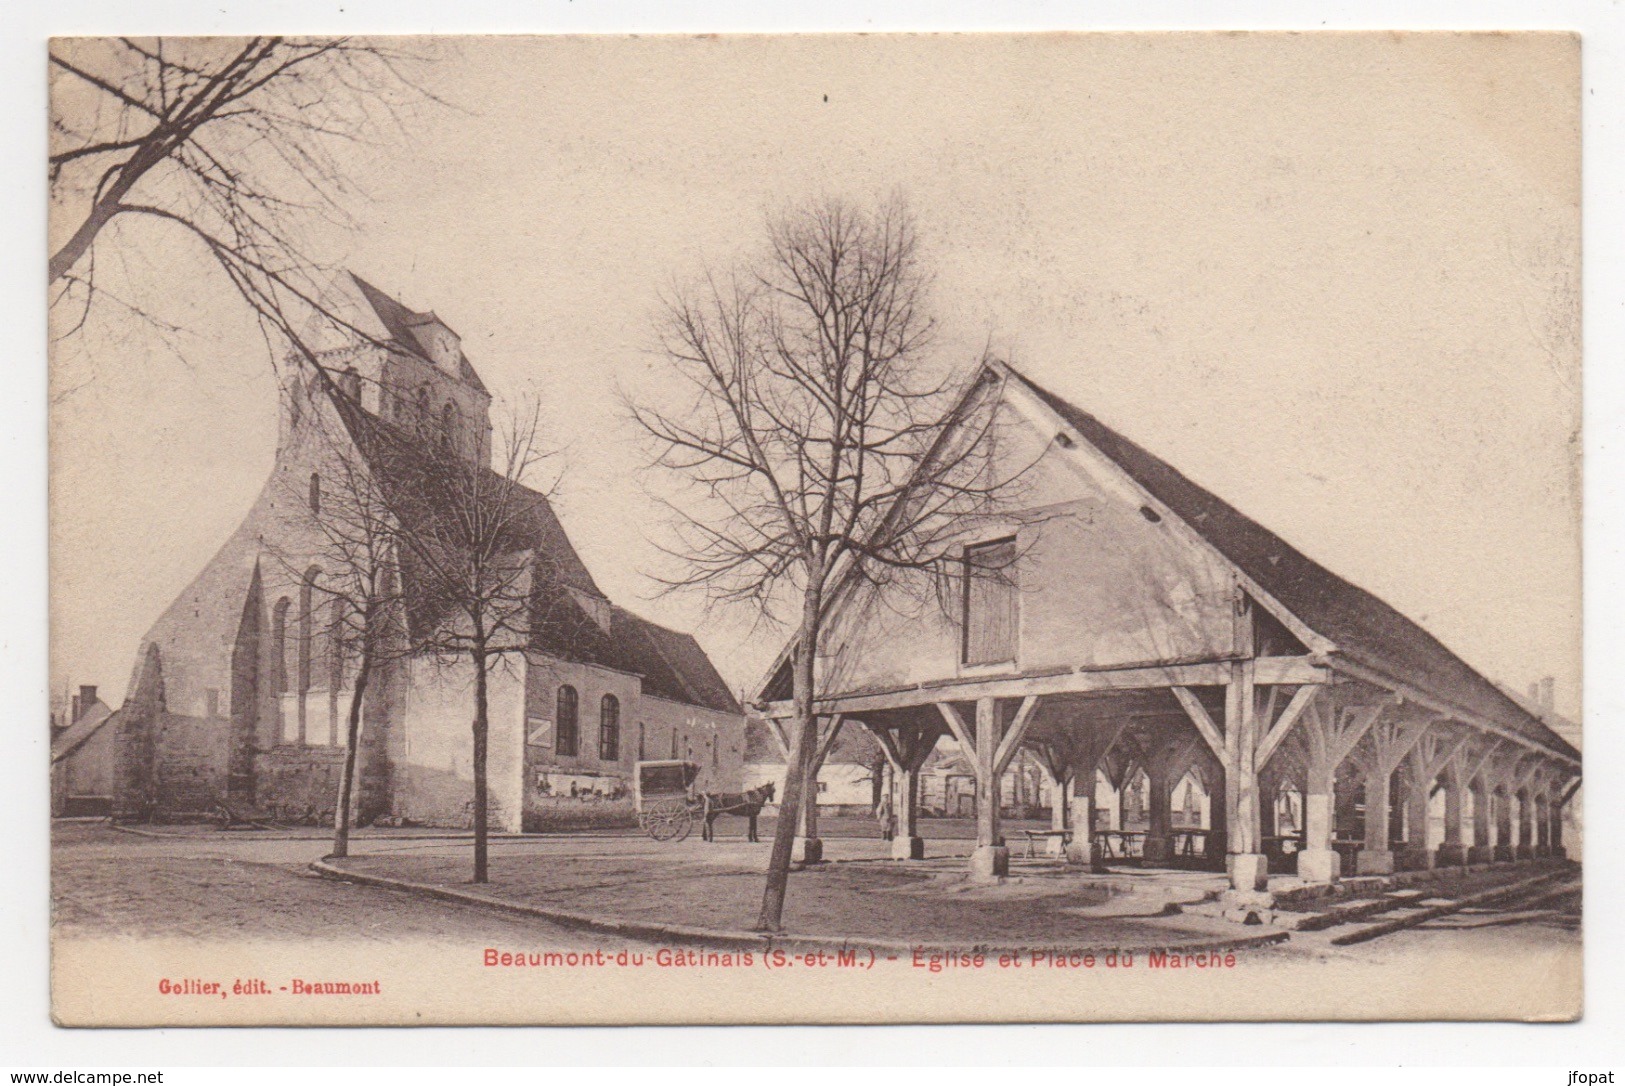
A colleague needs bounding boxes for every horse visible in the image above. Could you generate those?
[698,782,776,842]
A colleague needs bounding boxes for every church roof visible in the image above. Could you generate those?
[1002,363,1579,763]
[350,273,490,395]
[321,369,737,717]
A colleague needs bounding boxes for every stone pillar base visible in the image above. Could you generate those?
[1227,852,1270,892]
[1065,837,1095,867]
[794,836,824,864]
[968,844,1009,881]
[1551,846,1567,861]
[1467,845,1495,865]
[1493,844,1515,863]
[1515,845,1535,861]
[1435,844,1468,867]
[890,835,925,861]
[1356,849,1396,875]
[1142,835,1173,865]
[1296,847,1341,884]
[1398,847,1435,871]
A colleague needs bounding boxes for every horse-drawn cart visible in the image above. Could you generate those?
[634,759,701,842]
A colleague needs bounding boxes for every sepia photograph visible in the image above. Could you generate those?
[45,30,1582,1027]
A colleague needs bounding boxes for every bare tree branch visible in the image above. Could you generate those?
[627,195,1026,931]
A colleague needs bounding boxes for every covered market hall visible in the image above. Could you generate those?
[754,362,1579,893]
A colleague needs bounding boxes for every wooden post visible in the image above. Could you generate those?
[1535,789,1551,856]
[862,713,941,861]
[1461,738,1501,864]
[1224,660,1268,891]
[1354,709,1425,875]
[971,697,1007,878]
[1288,695,1377,884]
[794,714,844,864]
[1515,788,1533,859]
[1438,762,1467,866]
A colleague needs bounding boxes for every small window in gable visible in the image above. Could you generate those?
[962,537,1018,666]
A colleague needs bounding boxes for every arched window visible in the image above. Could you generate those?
[272,596,293,744]
[637,722,646,760]
[308,472,321,515]
[329,597,350,692]
[555,685,579,757]
[298,567,322,746]
[440,401,458,452]
[271,598,291,696]
[415,385,430,433]
[599,695,620,762]
[298,568,320,695]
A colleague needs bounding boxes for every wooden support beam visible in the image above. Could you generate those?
[1329,657,1580,769]
[760,715,792,760]
[1253,656,1333,685]
[1257,685,1320,769]
[813,714,846,768]
[936,702,976,764]
[857,719,904,770]
[1330,704,1383,768]
[993,696,1040,776]
[1171,686,1226,766]
[1510,753,1546,795]
[767,660,1233,718]
[1462,737,1504,788]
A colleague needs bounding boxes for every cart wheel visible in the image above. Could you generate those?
[645,802,693,842]
[668,805,693,842]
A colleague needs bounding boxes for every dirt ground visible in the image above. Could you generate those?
[50,822,623,946]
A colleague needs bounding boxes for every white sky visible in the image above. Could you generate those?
[49,32,1581,719]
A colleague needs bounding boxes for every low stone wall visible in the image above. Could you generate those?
[522,794,637,833]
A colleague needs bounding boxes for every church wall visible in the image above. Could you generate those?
[515,656,744,832]
[118,332,743,829]
[393,655,525,832]
[124,377,394,819]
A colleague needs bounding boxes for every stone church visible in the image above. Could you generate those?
[112,275,745,830]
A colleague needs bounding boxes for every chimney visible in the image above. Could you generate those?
[1539,677,1555,714]
[77,685,98,720]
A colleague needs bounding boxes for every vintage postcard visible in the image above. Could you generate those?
[47,31,1581,1025]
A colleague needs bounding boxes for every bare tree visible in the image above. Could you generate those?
[270,392,411,858]
[378,402,558,884]
[630,196,1015,931]
[49,36,441,373]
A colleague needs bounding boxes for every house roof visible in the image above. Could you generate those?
[1003,363,1579,763]
[51,703,114,763]
[350,273,490,395]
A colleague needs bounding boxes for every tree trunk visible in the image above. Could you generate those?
[756,581,821,932]
[472,644,490,884]
[329,655,372,859]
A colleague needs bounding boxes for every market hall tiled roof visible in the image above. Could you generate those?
[1003,363,1578,763]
